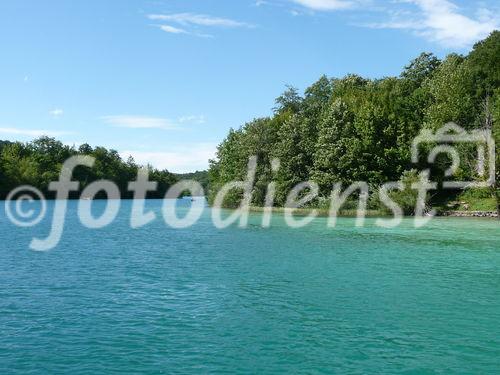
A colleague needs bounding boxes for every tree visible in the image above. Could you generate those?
[467,31,500,100]
[0,142,40,194]
[424,54,476,130]
[273,85,302,114]
[401,52,440,85]
[273,114,316,205]
[312,99,355,193]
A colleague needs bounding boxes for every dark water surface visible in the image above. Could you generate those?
[1,200,499,374]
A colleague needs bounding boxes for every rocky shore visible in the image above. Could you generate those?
[440,211,498,218]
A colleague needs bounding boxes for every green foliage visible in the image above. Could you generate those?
[389,170,422,215]
[0,138,179,199]
[312,99,355,192]
[208,32,500,212]
[453,189,497,211]
[174,171,209,195]
[273,85,302,114]
[401,52,440,85]
[423,53,477,129]
[467,30,500,100]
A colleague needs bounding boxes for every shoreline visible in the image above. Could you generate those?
[247,206,499,219]
[438,210,498,218]
[0,198,497,219]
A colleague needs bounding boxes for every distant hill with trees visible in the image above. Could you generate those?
[173,171,209,195]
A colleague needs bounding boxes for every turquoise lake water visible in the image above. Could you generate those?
[0,199,499,374]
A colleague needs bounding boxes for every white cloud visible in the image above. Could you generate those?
[288,0,497,48]
[120,143,217,173]
[0,127,70,137]
[159,24,188,34]
[149,13,253,37]
[292,0,355,11]
[101,115,177,130]
[50,108,64,118]
[101,115,206,130]
[178,115,206,124]
[366,0,499,48]
[148,13,253,28]
[156,25,213,38]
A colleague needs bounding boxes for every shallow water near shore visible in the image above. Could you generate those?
[1,199,499,374]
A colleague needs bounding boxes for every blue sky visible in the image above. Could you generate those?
[0,0,498,172]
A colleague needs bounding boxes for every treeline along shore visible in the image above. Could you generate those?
[207,31,500,217]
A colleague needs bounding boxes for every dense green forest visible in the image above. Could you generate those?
[0,138,210,199]
[208,31,500,215]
